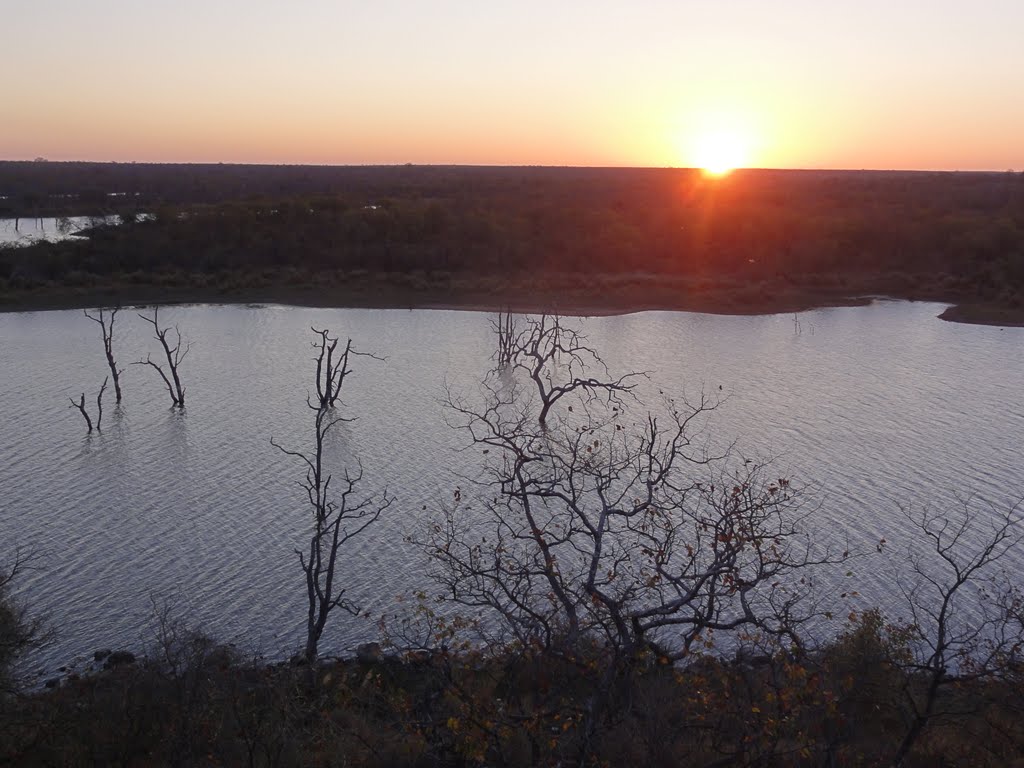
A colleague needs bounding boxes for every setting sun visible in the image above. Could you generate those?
[693,129,751,176]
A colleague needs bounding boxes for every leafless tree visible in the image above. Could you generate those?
[888,499,1024,766]
[421,317,853,763]
[433,384,836,663]
[310,326,383,410]
[508,315,644,427]
[69,393,93,432]
[95,376,108,429]
[273,332,392,669]
[84,307,124,402]
[135,307,189,408]
[492,309,517,368]
[68,376,109,433]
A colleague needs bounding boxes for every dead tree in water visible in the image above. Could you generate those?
[311,326,383,409]
[68,376,109,433]
[69,395,92,432]
[135,307,189,408]
[273,333,391,668]
[84,307,124,402]
[492,309,517,368]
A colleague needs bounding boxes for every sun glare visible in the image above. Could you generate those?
[693,129,750,176]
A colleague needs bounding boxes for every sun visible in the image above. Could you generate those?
[692,129,750,176]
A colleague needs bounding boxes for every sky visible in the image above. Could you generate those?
[2,0,1023,170]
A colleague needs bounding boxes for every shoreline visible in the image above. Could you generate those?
[0,280,870,318]
[0,277,1021,327]
[936,302,1024,327]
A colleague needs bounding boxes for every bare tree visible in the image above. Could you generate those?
[273,330,392,668]
[426,325,845,761]
[434,385,835,661]
[509,315,643,427]
[135,307,189,408]
[888,499,1024,766]
[68,376,109,433]
[310,327,382,409]
[431,315,839,659]
[492,309,517,368]
[69,393,93,432]
[96,377,108,430]
[84,307,124,402]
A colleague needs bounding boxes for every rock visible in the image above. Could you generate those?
[44,678,59,689]
[93,649,112,662]
[57,666,68,673]
[356,642,382,663]
[104,651,136,668]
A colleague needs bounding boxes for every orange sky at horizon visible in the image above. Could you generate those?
[3,1,1023,171]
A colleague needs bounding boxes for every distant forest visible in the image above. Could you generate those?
[2,162,1023,315]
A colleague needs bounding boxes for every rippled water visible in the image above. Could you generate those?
[1,301,1022,679]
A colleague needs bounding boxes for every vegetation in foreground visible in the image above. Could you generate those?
[2,609,1023,767]
[1,164,1023,323]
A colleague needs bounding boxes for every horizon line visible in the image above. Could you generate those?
[1,159,1021,174]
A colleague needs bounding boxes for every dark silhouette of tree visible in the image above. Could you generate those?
[491,309,517,368]
[311,327,351,410]
[68,376,109,433]
[135,307,189,408]
[84,307,124,402]
[888,499,1024,765]
[311,327,384,410]
[272,328,392,670]
[508,315,643,427]
[426,316,845,761]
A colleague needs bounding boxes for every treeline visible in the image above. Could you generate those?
[2,165,1024,309]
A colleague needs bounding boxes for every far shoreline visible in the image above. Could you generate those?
[2,275,1022,327]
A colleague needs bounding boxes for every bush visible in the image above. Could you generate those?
[0,551,44,693]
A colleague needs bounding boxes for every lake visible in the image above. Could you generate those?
[1,301,1022,680]
[0,217,119,247]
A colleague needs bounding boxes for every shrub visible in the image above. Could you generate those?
[0,552,44,694]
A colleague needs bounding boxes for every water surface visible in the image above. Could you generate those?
[0,216,120,247]
[1,301,1022,678]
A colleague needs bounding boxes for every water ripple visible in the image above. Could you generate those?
[1,301,1022,676]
